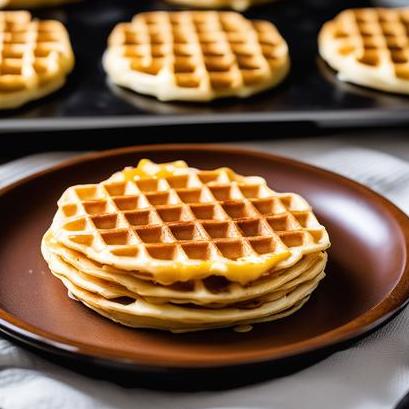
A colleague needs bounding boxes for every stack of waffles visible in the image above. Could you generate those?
[42,160,330,332]
[0,11,74,109]
[103,11,290,102]
[319,7,409,94]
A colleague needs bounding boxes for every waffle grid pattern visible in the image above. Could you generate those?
[104,11,289,101]
[44,162,330,331]
[53,168,328,276]
[46,234,326,305]
[319,8,409,94]
[335,9,409,78]
[0,11,73,107]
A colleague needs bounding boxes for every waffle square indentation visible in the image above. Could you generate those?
[238,184,262,199]
[248,237,276,254]
[101,230,129,245]
[222,201,255,219]
[103,182,126,197]
[208,185,234,201]
[251,198,282,215]
[157,205,190,222]
[279,231,305,248]
[266,214,293,231]
[145,191,172,206]
[62,204,78,217]
[165,175,190,189]
[75,186,100,201]
[215,240,246,260]
[135,178,160,192]
[146,244,177,260]
[135,226,165,243]
[236,219,269,237]
[64,218,87,232]
[182,242,210,260]
[83,201,108,215]
[92,214,118,230]
[169,223,204,241]
[124,209,156,226]
[176,188,206,204]
[189,203,224,220]
[197,171,222,184]
[202,221,237,239]
[113,196,140,211]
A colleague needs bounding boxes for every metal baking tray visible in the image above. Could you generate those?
[1,0,409,132]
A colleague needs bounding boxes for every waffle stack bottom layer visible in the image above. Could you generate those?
[42,160,330,332]
[42,232,327,332]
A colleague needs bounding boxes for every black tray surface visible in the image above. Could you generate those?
[1,0,408,131]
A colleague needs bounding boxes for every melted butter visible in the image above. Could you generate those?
[123,159,188,180]
[121,159,291,284]
[147,250,291,285]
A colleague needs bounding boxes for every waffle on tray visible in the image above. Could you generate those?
[103,11,289,102]
[0,11,74,109]
[319,7,409,94]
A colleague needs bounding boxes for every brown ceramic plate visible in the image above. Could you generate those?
[0,144,409,388]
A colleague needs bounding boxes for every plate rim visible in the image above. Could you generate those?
[0,143,408,369]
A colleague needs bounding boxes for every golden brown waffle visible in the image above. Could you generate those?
[43,160,330,332]
[56,274,320,332]
[43,238,326,307]
[57,274,323,332]
[319,8,409,94]
[165,0,273,12]
[43,230,327,307]
[0,11,74,109]
[50,160,330,285]
[103,11,289,102]
[43,242,325,332]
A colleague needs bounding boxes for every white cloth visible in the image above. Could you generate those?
[1,141,409,409]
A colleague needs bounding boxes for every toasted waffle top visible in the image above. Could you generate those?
[319,8,409,94]
[103,11,289,102]
[0,11,74,108]
[50,160,330,285]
